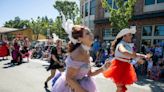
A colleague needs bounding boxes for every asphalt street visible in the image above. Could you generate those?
[0,58,163,92]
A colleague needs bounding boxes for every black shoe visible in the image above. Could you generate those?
[44,82,48,88]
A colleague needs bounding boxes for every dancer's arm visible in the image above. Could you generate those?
[51,54,63,65]
[66,67,87,92]
[88,61,111,76]
[119,44,151,59]
[118,44,137,58]
[136,53,152,59]
[51,47,63,65]
[88,68,104,76]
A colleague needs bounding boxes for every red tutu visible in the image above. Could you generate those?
[103,59,137,85]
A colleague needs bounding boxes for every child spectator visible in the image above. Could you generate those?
[150,62,160,80]
[158,58,164,78]
[147,58,153,78]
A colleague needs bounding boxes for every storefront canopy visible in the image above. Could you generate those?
[0,27,19,34]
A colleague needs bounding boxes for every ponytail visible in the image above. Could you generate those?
[111,37,123,52]
[67,41,81,53]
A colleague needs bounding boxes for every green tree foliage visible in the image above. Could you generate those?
[29,16,56,40]
[4,16,55,40]
[75,16,82,25]
[29,17,43,40]
[53,0,79,22]
[102,0,136,31]
[4,16,30,28]
[4,1,81,40]
[53,0,80,39]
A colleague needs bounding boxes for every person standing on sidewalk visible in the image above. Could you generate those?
[103,28,151,92]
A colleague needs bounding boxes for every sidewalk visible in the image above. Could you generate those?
[135,75,164,92]
[92,64,164,92]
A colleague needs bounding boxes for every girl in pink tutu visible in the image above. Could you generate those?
[51,12,109,92]
[103,28,151,92]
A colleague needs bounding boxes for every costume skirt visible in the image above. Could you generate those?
[103,59,137,85]
[47,61,64,71]
[51,72,97,92]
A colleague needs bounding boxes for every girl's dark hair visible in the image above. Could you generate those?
[67,42,81,52]
[111,37,123,52]
[67,26,84,52]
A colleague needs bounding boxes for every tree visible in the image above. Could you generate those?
[53,0,80,39]
[75,16,82,25]
[4,16,30,28]
[29,17,43,40]
[4,16,57,40]
[53,0,79,22]
[102,0,136,31]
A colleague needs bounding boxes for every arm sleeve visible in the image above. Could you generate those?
[51,47,57,56]
[65,57,84,69]
[61,48,66,53]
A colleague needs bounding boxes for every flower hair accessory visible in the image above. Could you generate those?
[60,12,78,44]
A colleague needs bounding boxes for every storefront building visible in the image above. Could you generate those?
[80,0,164,51]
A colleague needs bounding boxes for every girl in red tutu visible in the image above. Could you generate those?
[103,28,151,92]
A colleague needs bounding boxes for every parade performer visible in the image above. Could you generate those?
[51,12,109,92]
[11,38,22,64]
[21,37,30,62]
[103,28,151,92]
[44,39,65,88]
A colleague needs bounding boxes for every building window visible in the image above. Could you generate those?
[153,39,164,45]
[105,0,118,12]
[103,29,112,37]
[104,0,112,12]
[107,0,112,6]
[142,39,151,46]
[90,0,96,15]
[84,21,88,26]
[145,0,155,5]
[157,0,164,3]
[155,25,164,36]
[89,20,94,28]
[103,29,119,37]
[107,0,117,9]
[142,26,152,36]
[112,29,119,36]
[85,2,88,16]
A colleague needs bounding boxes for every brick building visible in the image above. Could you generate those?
[80,0,164,51]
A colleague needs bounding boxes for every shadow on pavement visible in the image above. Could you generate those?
[0,58,8,62]
[42,64,49,70]
[44,88,51,92]
[136,75,164,92]
[2,61,28,69]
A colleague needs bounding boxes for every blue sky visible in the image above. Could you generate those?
[0,0,80,27]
